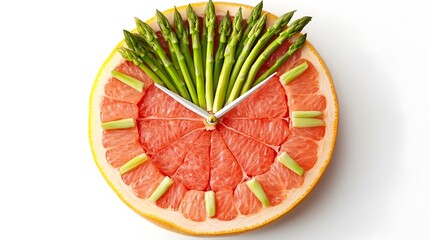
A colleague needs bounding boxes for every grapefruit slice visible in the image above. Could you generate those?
[88,1,338,236]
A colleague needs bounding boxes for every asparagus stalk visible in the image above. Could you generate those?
[201,6,208,75]
[174,7,196,83]
[187,5,206,109]
[213,12,232,93]
[240,16,312,95]
[212,8,243,113]
[253,33,307,86]
[123,30,175,91]
[235,1,263,59]
[156,10,199,105]
[205,0,215,111]
[226,11,295,104]
[134,17,191,101]
[226,14,267,100]
[118,47,166,88]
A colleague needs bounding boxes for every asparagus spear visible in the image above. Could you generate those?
[226,11,295,104]
[253,33,307,86]
[226,14,267,100]
[135,17,191,101]
[156,10,199,105]
[212,8,243,113]
[240,16,312,95]
[123,30,175,92]
[118,47,166,88]
[201,6,207,75]
[174,7,196,84]
[187,5,206,109]
[205,0,216,111]
[213,12,232,92]
[235,1,263,59]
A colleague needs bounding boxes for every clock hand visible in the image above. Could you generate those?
[214,72,277,119]
[154,83,210,119]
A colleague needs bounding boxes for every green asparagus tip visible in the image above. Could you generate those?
[248,1,264,24]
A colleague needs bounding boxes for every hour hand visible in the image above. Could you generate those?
[154,83,209,119]
[214,72,277,119]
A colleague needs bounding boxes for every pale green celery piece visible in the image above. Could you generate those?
[149,176,173,202]
[280,61,309,85]
[277,152,304,176]
[111,70,144,92]
[119,153,148,175]
[101,118,135,130]
[246,178,270,207]
[292,111,323,118]
[205,191,216,217]
[292,117,325,128]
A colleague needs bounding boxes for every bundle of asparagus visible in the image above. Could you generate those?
[118,0,311,113]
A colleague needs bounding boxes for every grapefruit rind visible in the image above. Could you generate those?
[88,1,339,236]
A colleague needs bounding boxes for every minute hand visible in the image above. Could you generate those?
[214,72,277,119]
[154,83,209,119]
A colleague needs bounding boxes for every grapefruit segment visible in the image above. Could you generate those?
[105,140,144,168]
[114,60,153,90]
[102,127,139,148]
[271,161,304,189]
[234,182,263,215]
[122,161,164,199]
[287,94,327,112]
[173,131,211,191]
[138,119,204,154]
[218,124,276,176]
[104,77,144,104]
[179,190,207,222]
[156,181,188,211]
[151,130,202,176]
[282,59,319,94]
[290,126,325,141]
[100,97,138,122]
[139,85,200,119]
[221,118,289,146]
[280,134,318,171]
[209,130,243,191]
[223,77,287,119]
[255,169,287,206]
[214,189,239,221]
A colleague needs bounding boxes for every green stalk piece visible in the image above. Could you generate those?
[246,178,270,207]
[291,110,323,118]
[205,191,216,217]
[119,153,148,175]
[292,117,325,128]
[235,0,263,59]
[213,12,232,94]
[277,152,304,176]
[122,30,175,92]
[212,8,243,113]
[205,0,216,111]
[111,70,144,92]
[280,61,309,85]
[253,33,307,86]
[149,176,173,202]
[240,16,312,95]
[226,11,296,104]
[118,47,167,88]
[134,17,191,101]
[101,118,135,130]
[201,6,208,75]
[226,14,267,100]
[156,10,199,105]
[187,5,207,109]
[174,7,196,83]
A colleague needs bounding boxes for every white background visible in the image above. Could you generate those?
[0,0,428,239]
